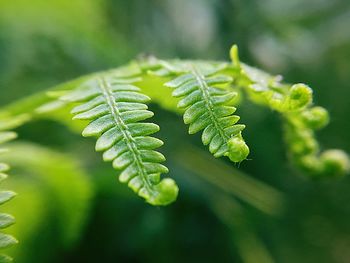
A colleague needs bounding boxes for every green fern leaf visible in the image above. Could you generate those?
[0,132,17,261]
[165,65,249,163]
[61,75,178,206]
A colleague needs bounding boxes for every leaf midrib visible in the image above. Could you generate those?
[191,66,230,142]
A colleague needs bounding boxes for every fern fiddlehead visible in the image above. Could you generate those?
[165,64,249,163]
[0,132,17,262]
[228,45,350,177]
[61,73,178,205]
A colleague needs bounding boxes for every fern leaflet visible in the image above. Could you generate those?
[0,132,17,262]
[61,74,178,205]
[165,65,249,162]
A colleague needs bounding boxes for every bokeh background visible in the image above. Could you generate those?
[1,0,350,262]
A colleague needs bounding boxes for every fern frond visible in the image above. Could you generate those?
[165,65,249,163]
[61,74,178,205]
[0,132,17,262]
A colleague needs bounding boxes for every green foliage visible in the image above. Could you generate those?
[0,1,349,262]
[0,46,350,263]
[0,132,17,262]
[0,45,349,214]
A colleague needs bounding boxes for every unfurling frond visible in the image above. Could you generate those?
[229,45,349,177]
[61,74,178,205]
[0,132,18,262]
[165,65,249,163]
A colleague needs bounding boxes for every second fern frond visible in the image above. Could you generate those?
[165,64,249,163]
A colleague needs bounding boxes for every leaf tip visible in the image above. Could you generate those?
[147,178,179,206]
[226,136,250,163]
[230,44,240,67]
[320,149,350,177]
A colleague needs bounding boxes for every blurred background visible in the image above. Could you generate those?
[1,0,350,262]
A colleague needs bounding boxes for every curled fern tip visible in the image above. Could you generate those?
[287,84,313,110]
[320,150,350,177]
[226,137,250,163]
[143,178,179,206]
